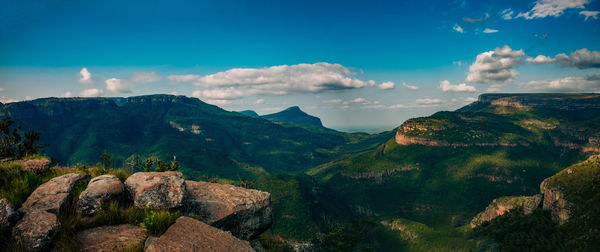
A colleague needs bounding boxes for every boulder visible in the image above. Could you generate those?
[20,173,89,214]
[0,198,20,228]
[145,216,254,252]
[19,158,51,175]
[11,209,60,252]
[124,172,186,209]
[77,174,125,216]
[77,224,148,252]
[470,195,542,228]
[184,180,272,240]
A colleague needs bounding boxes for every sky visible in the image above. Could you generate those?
[1,0,599,132]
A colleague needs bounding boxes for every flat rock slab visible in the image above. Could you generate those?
[20,173,90,214]
[78,174,125,216]
[19,158,51,175]
[125,172,186,209]
[184,180,272,240]
[77,224,148,252]
[0,198,20,228]
[11,209,60,252]
[145,216,254,252]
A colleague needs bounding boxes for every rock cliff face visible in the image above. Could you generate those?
[539,180,571,225]
[473,93,600,111]
[470,195,542,228]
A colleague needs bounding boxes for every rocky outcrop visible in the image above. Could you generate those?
[395,132,518,147]
[124,171,186,209]
[0,198,20,228]
[77,174,125,216]
[20,173,89,214]
[540,180,572,225]
[184,180,272,240]
[341,166,418,184]
[470,195,542,228]
[18,158,51,175]
[77,224,148,252]
[145,216,254,252]
[11,209,60,252]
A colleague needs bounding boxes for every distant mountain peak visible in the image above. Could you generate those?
[260,106,323,127]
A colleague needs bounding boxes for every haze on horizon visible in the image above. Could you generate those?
[1,0,599,132]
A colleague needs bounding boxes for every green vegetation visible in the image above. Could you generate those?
[142,209,181,236]
[0,162,44,207]
[0,116,45,159]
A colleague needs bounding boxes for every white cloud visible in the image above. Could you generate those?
[402,82,419,90]
[254,99,265,104]
[352,97,367,103]
[526,55,555,65]
[466,45,524,84]
[378,81,395,90]
[463,97,478,103]
[80,89,103,97]
[416,98,444,105]
[439,80,476,92]
[175,63,375,100]
[205,99,231,106]
[129,72,162,83]
[453,24,464,33]
[0,97,19,103]
[487,84,503,92]
[501,8,514,20]
[483,28,499,33]
[453,61,463,67]
[580,10,599,21]
[528,48,600,69]
[105,78,132,93]
[168,74,202,83]
[323,99,342,104]
[79,67,93,84]
[63,91,72,98]
[170,91,178,95]
[517,0,589,19]
[524,74,600,92]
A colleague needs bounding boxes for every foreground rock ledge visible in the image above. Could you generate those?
[184,180,272,240]
[470,195,542,228]
[125,171,186,209]
[20,173,90,214]
[11,209,60,252]
[0,198,20,228]
[18,158,51,175]
[145,216,254,252]
[77,224,148,252]
[78,174,125,216]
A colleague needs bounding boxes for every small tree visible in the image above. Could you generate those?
[100,151,114,170]
[0,116,43,159]
[144,157,155,172]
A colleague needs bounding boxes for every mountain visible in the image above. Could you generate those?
[260,106,323,127]
[0,95,385,180]
[270,93,600,250]
[237,110,259,118]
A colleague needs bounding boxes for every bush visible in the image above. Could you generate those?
[142,209,181,236]
[0,162,43,207]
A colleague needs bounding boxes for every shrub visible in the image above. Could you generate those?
[0,162,43,207]
[142,209,181,236]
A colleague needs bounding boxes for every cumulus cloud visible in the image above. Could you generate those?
[352,97,367,103]
[524,74,600,92]
[527,48,600,69]
[526,55,555,65]
[453,24,464,33]
[80,89,103,97]
[63,91,72,98]
[483,28,499,33]
[129,72,162,83]
[323,99,342,104]
[439,80,476,92]
[105,78,132,93]
[517,0,589,19]
[79,67,93,84]
[580,10,599,20]
[501,8,514,20]
[254,99,265,104]
[378,81,395,90]
[177,63,376,100]
[466,45,524,84]
[416,98,444,105]
[402,82,419,90]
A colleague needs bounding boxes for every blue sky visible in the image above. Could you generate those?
[1,0,599,132]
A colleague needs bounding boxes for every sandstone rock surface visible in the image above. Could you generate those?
[78,174,125,216]
[18,158,51,175]
[0,198,20,228]
[11,209,60,252]
[124,171,186,209]
[470,195,542,228]
[184,180,272,240]
[540,180,572,225]
[146,216,254,252]
[20,173,89,214]
[77,224,148,252]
